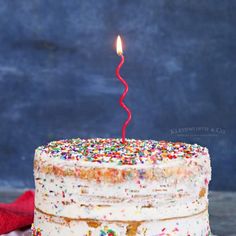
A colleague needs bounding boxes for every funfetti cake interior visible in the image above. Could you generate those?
[32,138,211,236]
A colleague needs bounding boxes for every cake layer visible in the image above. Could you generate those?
[33,207,211,236]
[34,138,211,184]
[35,171,209,221]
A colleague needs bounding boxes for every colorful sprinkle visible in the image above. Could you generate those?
[37,138,208,166]
[31,224,42,236]
[100,227,117,236]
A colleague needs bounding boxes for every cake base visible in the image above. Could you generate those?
[33,138,212,236]
[33,207,211,236]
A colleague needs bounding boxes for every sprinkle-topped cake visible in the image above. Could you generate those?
[32,138,211,236]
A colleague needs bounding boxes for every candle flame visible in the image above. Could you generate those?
[116,35,123,56]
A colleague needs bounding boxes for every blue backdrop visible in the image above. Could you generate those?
[0,0,235,190]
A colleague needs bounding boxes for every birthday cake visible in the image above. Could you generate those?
[32,138,211,236]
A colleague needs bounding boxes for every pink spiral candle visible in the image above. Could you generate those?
[116,35,132,144]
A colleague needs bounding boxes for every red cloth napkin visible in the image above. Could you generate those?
[0,190,34,234]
